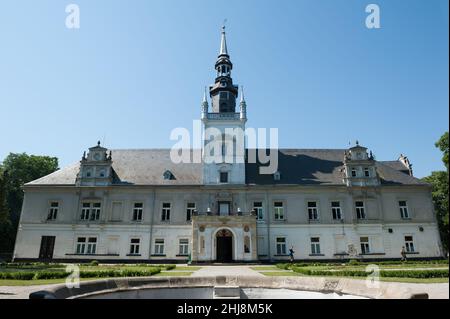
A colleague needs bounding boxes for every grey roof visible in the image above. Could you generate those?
[25,148,428,187]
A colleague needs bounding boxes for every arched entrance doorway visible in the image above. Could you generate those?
[216,229,233,262]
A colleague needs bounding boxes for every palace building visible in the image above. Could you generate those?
[13,27,443,263]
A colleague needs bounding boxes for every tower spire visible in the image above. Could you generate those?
[220,22,228,56]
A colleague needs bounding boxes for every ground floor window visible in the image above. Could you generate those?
[276,237,286,255]
[179,239,189,255]
[310,237,321,254]
[154,239,165,255]
[360,237,370,254]
[76,237,97,254]
[129,238,140,255]
[405,236,415,252]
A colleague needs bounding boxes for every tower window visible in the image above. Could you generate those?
[220,172,228,183]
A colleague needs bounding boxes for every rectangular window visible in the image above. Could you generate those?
[179,239,189,255]
[351,168,357,177]
[161,203,171,221]
[274,202,284,220]
[399,201,409,219]
[355,201,366,219]
[331,201,342,220]
[220,172,228,183]
[80,202,101,221]
[132,203,143,221]
[219,202,230,216]
[76,237,86,254]
[129,238,140,255]
[360,237,370,254]
[186,202,196,221]
[154,239,165,255]
[86,237,97,254]
[405,236,415,253]
[253,202,264,220]
[310,237,321,254]
[47,202,59,220]
[276,237,286,255]
[364,167,370,177]
[307,201,318,220]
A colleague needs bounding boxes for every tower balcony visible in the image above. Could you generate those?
[206,112,241,120]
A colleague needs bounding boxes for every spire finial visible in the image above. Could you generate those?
[203,86,208,103]
[219,20,228,56]
[240,86,246,103]
[97,140,101,146]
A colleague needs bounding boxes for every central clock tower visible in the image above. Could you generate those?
[201,26,247,185]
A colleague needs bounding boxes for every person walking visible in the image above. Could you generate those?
[289,246,295,263]
[400,246,407,262]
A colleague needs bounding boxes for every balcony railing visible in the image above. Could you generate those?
[206,112,241,120]
[192,210,257,217]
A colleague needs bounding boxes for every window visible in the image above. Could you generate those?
[76,237,86,254]
[351,168,357,177]
[47,202,59,220]
[161,203,171,221]
[405,236,415,252]
[399,201,409,219]
[80,202,101,221]
[274,202,284,220]
[77,237,97,255]
[220,172,228,183]
[364,167,370,177]
[129,238,140,255]
[87,237,97,254]
[310,237,321,254]
[360,237,370,254]
[253,202,264,220]
[98,169,106,178]
[219,202,230,216]
[186,202,196,221]
[308,201,318,220]
[331,201,342,220]
[132,203,143,221]
[355,201,366,219]
[274,171,281,181]
[179,239,189,255]
[154,239,165,255]
[276,237,286,255]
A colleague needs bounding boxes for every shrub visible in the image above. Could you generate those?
[0,271,36,280]
[89,260,99,266]
[291,267,449,279]
[33,271,68,280]
[276,263,291,270]
[163,264,176,271]
[348,259,360,266]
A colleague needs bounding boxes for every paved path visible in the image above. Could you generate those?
[0,284,60,299]
[191,265,264,277]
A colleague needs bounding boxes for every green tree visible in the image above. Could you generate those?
[0,153,58,254]
[435,131,449,170]
[423,131,449,254]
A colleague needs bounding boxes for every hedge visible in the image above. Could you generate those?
[0,267,161,281]
[291,267,449,279]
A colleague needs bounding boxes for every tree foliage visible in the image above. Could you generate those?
[423,131,449,254]
[0,153,58,255]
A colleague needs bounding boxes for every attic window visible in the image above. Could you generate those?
[274,171,281,181]
[163,170,175,180]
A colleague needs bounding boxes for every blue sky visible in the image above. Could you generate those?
[0,0,448,178]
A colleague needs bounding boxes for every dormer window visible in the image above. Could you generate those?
[274,171,281,181]
[163,170,174,180]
